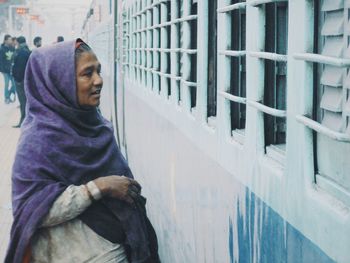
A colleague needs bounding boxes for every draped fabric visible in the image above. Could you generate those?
[5,40,153,263]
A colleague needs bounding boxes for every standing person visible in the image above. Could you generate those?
[57,35,64,42]
[12,36,31,128]
[33,36,42,48]
[11,37,18,49]
[0,34,16,104]
[5,39,160,263]
[10,36,18,101]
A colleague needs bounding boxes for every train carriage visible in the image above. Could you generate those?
[82,1,350,262]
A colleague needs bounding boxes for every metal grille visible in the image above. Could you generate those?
[264,2,288,146]
[125,0,198,110]
[207,0,218,118]
[217,0,247,141]
[295,0,350,141]
[294,0,350,205]
[249,0,288,152]
[122,7,130,75]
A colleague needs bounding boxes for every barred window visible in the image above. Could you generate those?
[264,2,288,147]
[124,0,198,111]
[122,7,131,75]
[180,0,198,109]
[217,0,247,142]
[250,0,288,161]
[207,0,218,118]
[295,0,350,206]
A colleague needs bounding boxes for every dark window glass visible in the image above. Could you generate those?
[264,2,288,147]
[230,4,246,130]
[207,0,218,117]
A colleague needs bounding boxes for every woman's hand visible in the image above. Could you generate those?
[93,175,141,204]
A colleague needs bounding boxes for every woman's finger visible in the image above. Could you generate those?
[129,184,141,194]
[128,178,141,190]
[128,188,139,200]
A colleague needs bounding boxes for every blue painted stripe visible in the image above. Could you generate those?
[229,191,336,263]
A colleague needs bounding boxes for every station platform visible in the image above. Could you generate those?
[0,87,21,261]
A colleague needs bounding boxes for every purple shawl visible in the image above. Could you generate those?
[5,40,152,263]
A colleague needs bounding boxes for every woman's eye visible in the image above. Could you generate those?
[84,71,93,77]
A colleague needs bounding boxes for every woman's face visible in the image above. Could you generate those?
[76,51,103,108]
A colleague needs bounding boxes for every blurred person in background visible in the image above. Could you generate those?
[0,34,16,104]
[33,36,42,48]
[12,36,31,128]
[5,39,160,263]
[12,37,18,49]
[57,36,64,42]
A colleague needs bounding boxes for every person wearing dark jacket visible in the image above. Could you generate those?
[12,36,31,128]
[0,34,16,104]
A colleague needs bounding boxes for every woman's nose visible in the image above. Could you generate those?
[93,73,103,86]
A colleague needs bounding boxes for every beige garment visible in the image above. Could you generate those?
[31,184,128,263]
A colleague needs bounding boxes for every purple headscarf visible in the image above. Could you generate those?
[5,40,153,263]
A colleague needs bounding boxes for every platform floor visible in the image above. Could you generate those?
[0,77,21,261]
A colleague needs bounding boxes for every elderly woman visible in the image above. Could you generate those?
[5,39,160,263]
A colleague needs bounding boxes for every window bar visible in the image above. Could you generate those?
[219,50,246,57]
[181,79,197,87]
[160,1,168,98]
[146,0,153,89]
[296,115,350,142]
[249,51,287,62]
[132,15,198,32]
[216,0,232,136]
[248,100,286,117]
[218,91,247,104]
[250,0,287,7]
[181,0,192,112]
[217,2,246,13]
[294,53,350,68]
[153,2,160,92]
[172,14,198,24]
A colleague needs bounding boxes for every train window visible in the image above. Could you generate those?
[264,2,288,149]
[122,7,130,75]
[207,0,218,118]
[250,0,288,162]
[125,0,198,110]
[314,0,350,205]
[230,1,246,136]
[294,0,350,206]
[217,1,247,142]
[171,0,182,104]
[160,1,171,98]
[179,0,198,110]
[146,0,153,89]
